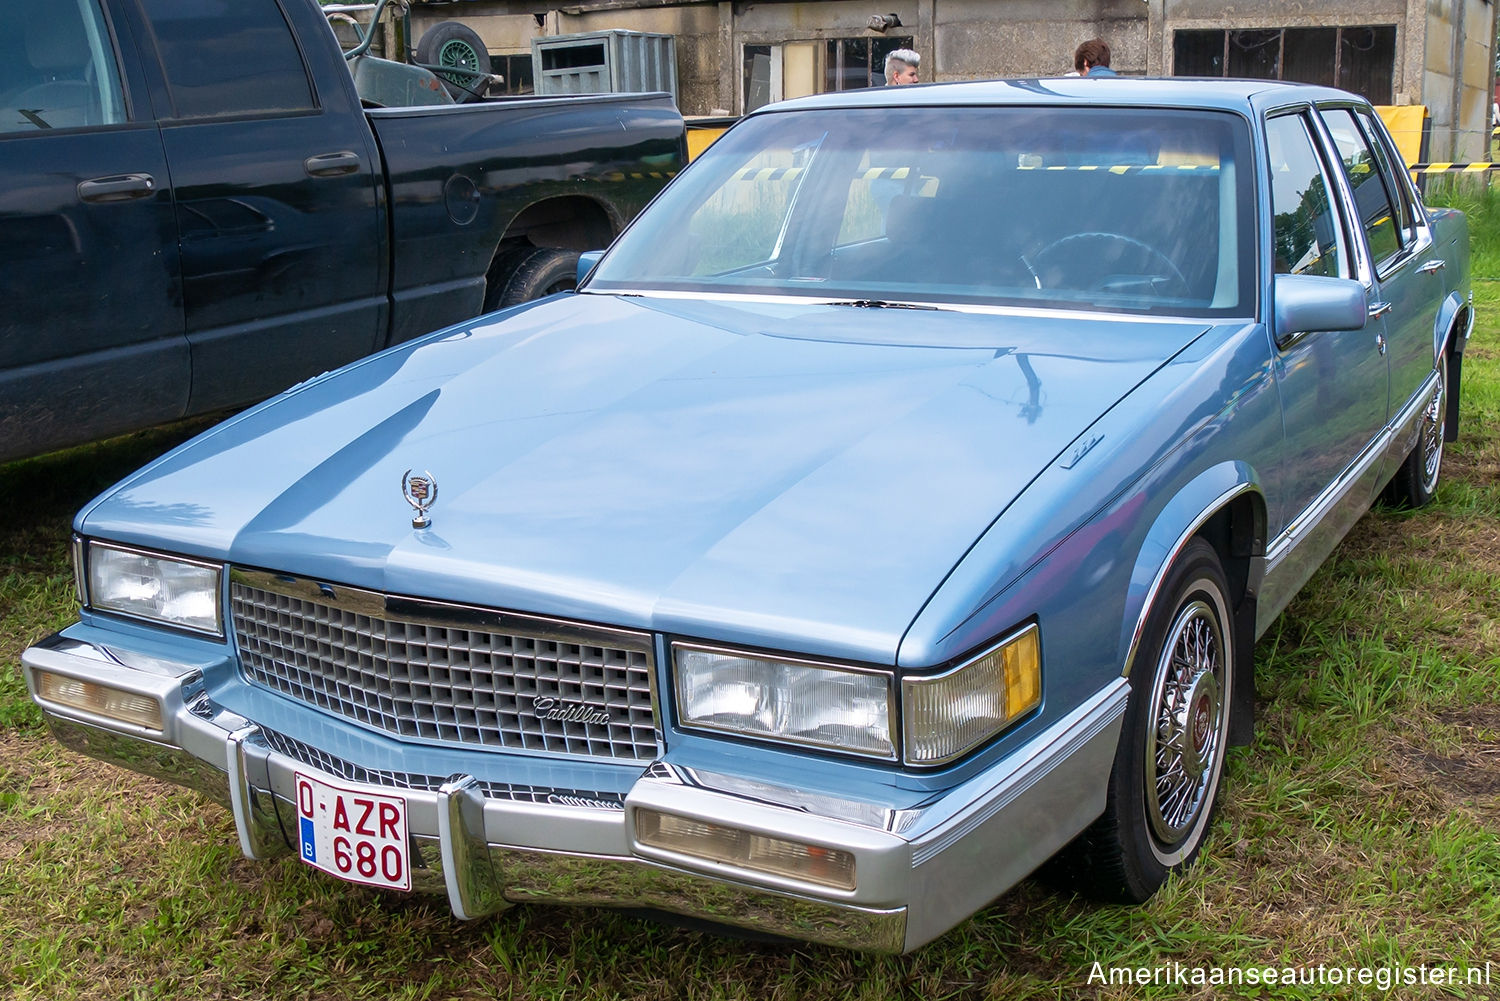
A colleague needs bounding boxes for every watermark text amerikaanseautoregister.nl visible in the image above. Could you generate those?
[1089,961,1494,991]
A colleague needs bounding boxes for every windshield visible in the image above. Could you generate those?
[589,106,1256,317]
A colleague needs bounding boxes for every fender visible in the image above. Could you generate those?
[1434,290,1472,441]
[1118,462,1267,746]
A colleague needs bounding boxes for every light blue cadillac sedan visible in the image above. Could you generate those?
[25,78,1470,952]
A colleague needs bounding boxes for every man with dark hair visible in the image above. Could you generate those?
[1074,38,1116,76]
[884,48,920,85]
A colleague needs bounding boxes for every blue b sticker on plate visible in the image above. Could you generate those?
[300,816,317,863]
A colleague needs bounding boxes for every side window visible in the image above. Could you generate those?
[686,145,811,274]
[139,0,314,118]
[1266,114,1345,278]
[1320,107,1403,265]
[1355,107,1425,246]
[1,0,127,133]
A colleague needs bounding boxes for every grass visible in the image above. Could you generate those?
[4,199,1500,998]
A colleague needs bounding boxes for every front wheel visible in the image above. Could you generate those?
[1051,538,1235,902]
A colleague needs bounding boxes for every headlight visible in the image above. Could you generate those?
[85,542,223,635]
[673,645,896,760]
[903,623,1041,766]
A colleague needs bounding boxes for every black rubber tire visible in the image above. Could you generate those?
[1382,352,1447,509]
[414,21,489,103]
[1048,538,1235,903]
[487,247,581,310]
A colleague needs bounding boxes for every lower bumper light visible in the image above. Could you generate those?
[635,808,856,891]
[35,670,164,733]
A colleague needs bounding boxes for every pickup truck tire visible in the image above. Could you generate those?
[415,22,489,103]
[489,248,582,309]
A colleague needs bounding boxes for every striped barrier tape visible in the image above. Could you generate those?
[1408,162,1500,173]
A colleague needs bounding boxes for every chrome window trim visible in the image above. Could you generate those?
[85,540,226,637]
[670,640,899,763]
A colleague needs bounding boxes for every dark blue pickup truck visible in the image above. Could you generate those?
[0,0,684,462]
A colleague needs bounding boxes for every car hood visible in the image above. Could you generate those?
[83,294,1210,663]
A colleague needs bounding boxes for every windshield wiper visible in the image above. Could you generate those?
[826,299,942,310]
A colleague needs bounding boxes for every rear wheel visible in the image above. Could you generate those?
[485,247,581,310]
[1383,353,1447,509]
[1051,538,1234,902]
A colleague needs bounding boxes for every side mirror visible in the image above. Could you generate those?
[577,250,605,287]
[1273,274,1367,342]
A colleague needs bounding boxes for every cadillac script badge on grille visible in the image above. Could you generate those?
[401,469,438,529]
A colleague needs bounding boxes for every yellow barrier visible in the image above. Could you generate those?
[1375,105,1426,168]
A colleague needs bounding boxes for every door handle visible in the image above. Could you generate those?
[77,173,156,203]
[1368,300,1392,319]
[1418,259,1447,274]
[1376,332,1387,355]
[304,151,362,177]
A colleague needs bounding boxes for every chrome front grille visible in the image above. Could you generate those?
[229,570,658,761]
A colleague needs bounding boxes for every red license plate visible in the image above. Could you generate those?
[295,772,410,891]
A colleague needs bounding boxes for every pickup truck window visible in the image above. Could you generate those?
[1320,107,1403,266]
[1266,113,1345,278]
[1,0,126,133]
[139,0,314,118]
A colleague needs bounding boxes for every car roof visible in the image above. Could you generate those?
[760,77,1363,116]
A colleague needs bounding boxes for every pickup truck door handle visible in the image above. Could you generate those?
[1368,300,1393,319]
[77,173,156,203]
[1418,259,1447,274]
[304,151,362,177]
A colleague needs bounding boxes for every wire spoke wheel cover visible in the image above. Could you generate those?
[1144,597,1225,849]
[1419,363,1446,494]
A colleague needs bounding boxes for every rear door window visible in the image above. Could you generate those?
[139,0,314,118]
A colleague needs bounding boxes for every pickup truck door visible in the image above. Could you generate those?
[1262,110,1389,553]
[1318,104,1445,435]
[0,0,186,461]
[134,0,386,414]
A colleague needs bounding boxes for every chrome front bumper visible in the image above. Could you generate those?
[24,632,1127,952]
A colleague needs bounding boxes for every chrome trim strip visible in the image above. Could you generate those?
[583,288,1231,325]
[908,678,1128,864]
[1265,366,1439,571]
[1121,484,1259,679]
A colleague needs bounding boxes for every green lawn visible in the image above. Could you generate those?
[2,207,1498,999]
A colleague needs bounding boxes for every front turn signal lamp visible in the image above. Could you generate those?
[635,808,856,890]
[902,623,1041,766]
[34,670,164,733]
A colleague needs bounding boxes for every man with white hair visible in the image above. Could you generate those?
[884,48,920,85]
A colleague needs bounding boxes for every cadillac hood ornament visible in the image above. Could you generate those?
[401,469,438,529]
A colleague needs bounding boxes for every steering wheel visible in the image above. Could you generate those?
[1029,231,1190,297]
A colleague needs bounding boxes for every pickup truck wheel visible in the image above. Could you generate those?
[415,22,489,102]
[1048,538,1233,903]
[1383,352,1447,509]
[490,248,581,309]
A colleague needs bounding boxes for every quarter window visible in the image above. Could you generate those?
[1266,114,1345,278]
[139,0,314,118]
[0,0,127,133]
[1320,107,1403,266]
